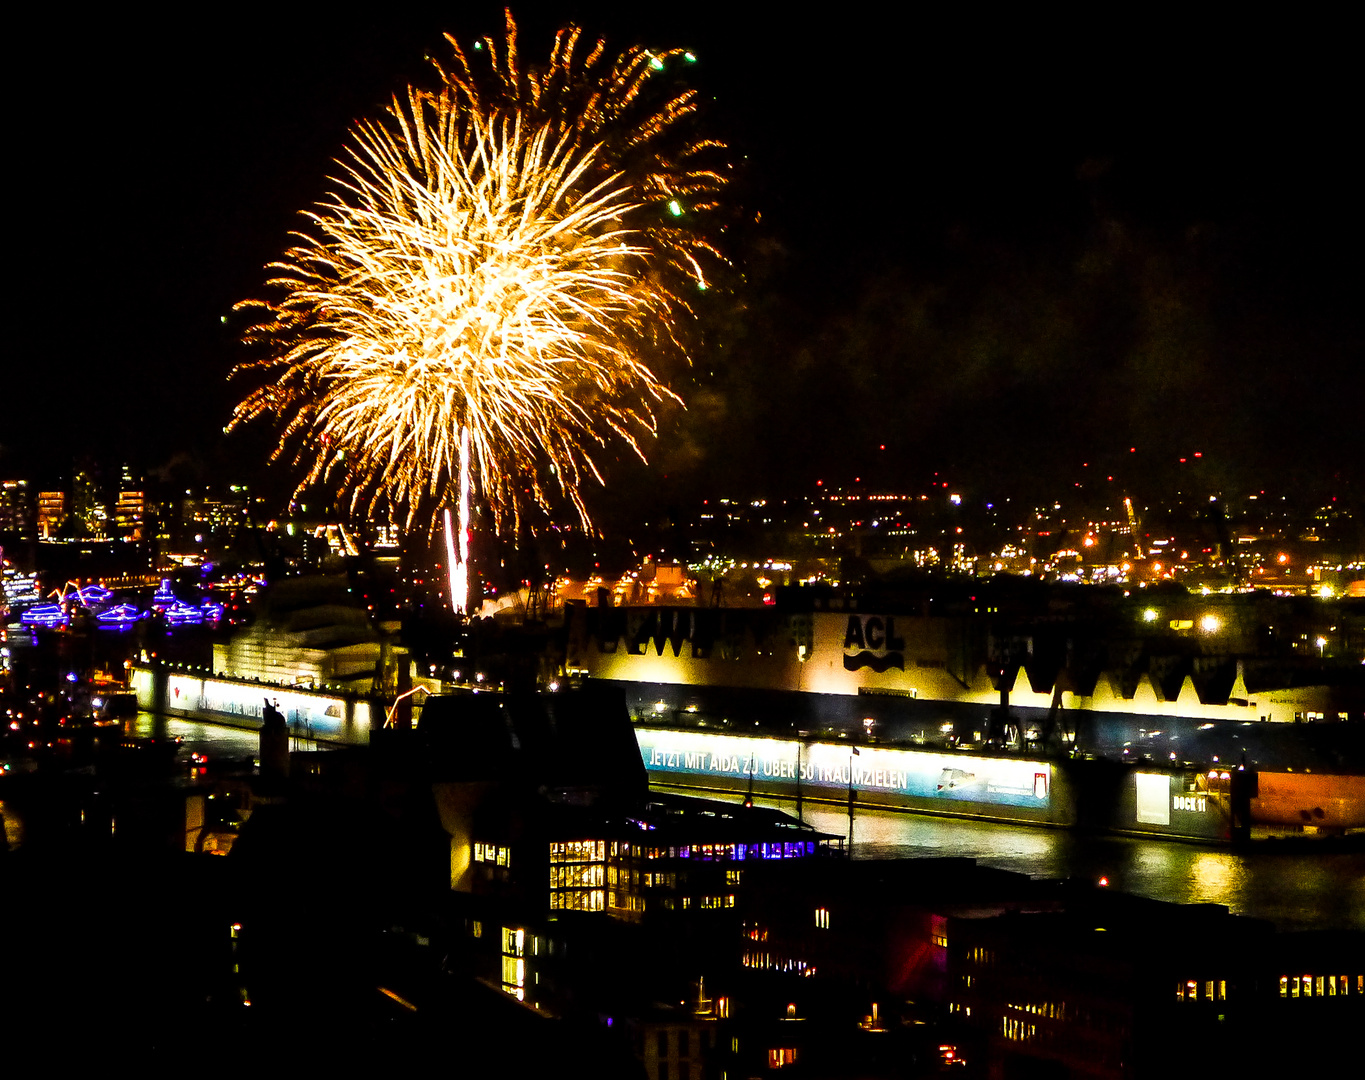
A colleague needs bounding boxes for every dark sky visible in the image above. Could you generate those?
[7,5,1360,508]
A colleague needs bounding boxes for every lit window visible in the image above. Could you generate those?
[815,907,829,929]
[500,927,525,1000]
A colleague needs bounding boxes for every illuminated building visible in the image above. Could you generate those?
[565,587,1364,735]
[114,489,145,541]
[271,686,834,1054]
[427,688,836,922]
[556,585,1363,839]
[37,491,66,539]
[0,480,32,537]
[211,576,384,690]
[71,466,106,538]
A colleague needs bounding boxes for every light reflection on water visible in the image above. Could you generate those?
[736,794,1365,933]
[99,725,1364,934]
[127,713,316,755]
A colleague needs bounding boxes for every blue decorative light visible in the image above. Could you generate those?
[96,604,148,628]
[164,601,205,625]
[20,604,69,628]
[71,583,113,607]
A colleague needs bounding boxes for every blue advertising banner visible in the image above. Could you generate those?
[635,728,1051,809]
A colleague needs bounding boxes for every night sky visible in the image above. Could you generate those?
[8,6,1360,511]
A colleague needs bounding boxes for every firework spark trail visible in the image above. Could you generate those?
[231,12,726,546]
[454,424,470,613]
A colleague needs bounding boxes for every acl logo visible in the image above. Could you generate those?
[843,615,906,672]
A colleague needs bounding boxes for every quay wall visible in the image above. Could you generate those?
[130,664,374,744]
[633,726,1241,841]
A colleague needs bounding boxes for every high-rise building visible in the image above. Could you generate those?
[71,467,107,538]
[37,491,67,539]
[0,480,32,536]
[115,490,145,541]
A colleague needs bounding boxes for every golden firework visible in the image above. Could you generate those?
[231,11,726,535]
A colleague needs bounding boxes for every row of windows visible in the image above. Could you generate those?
[742,951,814,975]
[550,888,605,911]
[550,863,605,889]
[1008,999,1074,1021]
[609,867,676,889]
[556,838,818,867]
[1003,998,1119,1034]
[1176,979,1227,1002]
[500,926,526,1001]
[473,841,510,867]
[681,841,815,861]
[550,839,605,864]
[1280,974,1361,998]
[1002,1017,1036,1042]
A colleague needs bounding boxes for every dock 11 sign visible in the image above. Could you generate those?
[636,729,1051,809]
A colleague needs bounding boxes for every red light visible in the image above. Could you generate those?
[1098,876,1109,886]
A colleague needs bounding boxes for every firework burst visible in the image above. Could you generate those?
[230,10,727,538]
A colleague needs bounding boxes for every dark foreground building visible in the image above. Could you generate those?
[5,683,1360,1075]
